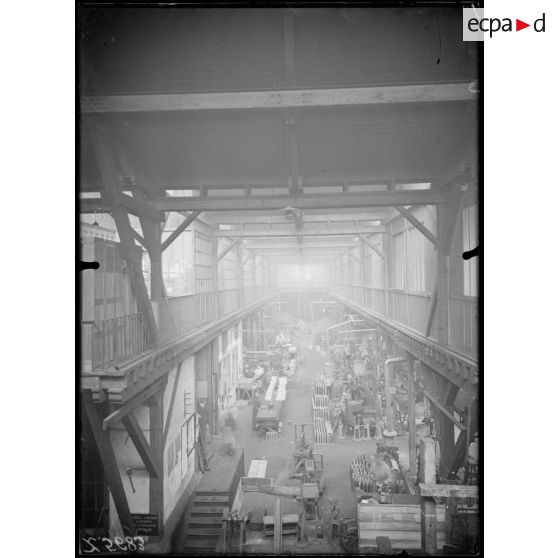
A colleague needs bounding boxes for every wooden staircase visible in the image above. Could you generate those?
[182,489,230,555]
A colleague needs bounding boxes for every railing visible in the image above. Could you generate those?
[217,288,242,317]
[276,281,330,291]
[227,447,245,504]
[167,293,215,337]
[241,285,271,306]
[168,286,274,337]
[82,286,275,374]
[82,313,149,371]
[332,283,477,359]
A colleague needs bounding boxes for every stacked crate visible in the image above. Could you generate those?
[312,386,333,445]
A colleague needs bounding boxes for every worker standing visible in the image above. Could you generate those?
[468,432,479,465]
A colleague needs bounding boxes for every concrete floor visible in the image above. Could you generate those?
[229,328,422,554]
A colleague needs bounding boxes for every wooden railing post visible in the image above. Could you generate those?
[419,437,438,555]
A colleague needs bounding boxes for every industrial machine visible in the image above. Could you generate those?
[288,424,324,491]
[253,376,288,433]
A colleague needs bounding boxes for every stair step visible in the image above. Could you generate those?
[193,495,229,505]
[183,538,218,549]
[183,548,215,556]
[191,506,229,515]
[188,515,222,528]
[195,490,230,497]
[186,528,222,537]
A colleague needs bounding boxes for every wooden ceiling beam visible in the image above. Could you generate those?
[81,190,446,213]
[82,82,477,113]
[215,227,384,238]
[215,212,386,224]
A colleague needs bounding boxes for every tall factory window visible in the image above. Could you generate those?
[463,204,478,297]
[405,227,426,292]
[162,220,194,296]
[393,232,406,289]
[195,233,214,293]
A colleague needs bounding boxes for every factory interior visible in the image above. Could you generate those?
[79,6,480,555]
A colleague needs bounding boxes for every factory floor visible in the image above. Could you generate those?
[230,329,422,554]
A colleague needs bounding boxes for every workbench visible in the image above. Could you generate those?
[247,459,268,479]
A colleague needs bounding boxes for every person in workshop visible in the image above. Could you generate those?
[372,454,393,484]
[468,432,479,465]
[253,362,265,381]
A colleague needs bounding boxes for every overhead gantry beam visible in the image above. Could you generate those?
[82,191,446,213]
[215,226,385,238]
[82,178,431,194]
[82,82,477,113]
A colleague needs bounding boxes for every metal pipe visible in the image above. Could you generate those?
[383,357,405,435]
[326,318,365,356]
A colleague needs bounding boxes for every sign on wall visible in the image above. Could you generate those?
[131,514,159,536]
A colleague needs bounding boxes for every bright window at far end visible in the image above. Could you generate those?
[463,204,478,296]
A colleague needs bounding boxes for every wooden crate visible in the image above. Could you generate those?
[357,502,446,550]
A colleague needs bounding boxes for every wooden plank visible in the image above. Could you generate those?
[360,521,420,531]
[82,82,477,113]
[359,530,422,542]
[149,390,164,536]
[361,540,445,551]
[359,521,446,532]
[358,505,445,522]
[419,483,479,498]
[361,536,446,550]
[162,362,182,446]
[121,411,161,478]
[82,391,135,534]
[359,511,421,522]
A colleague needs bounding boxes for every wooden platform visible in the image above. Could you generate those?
[197,448,244,496]
[358,502,446,551]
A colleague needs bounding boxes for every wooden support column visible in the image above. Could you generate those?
[436,253,450,345]
[382,232,390,318]
[384,358,404,434]
[121,411,161,478]
[360,239,366,303]
[82,391,135,535]
[419,437,437,555]
[426,185,465,339]
[407,355,417,480]
[149,390,164,537]
[238,242,244,308]
[87,119,159,347]
[273,497,282,555]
